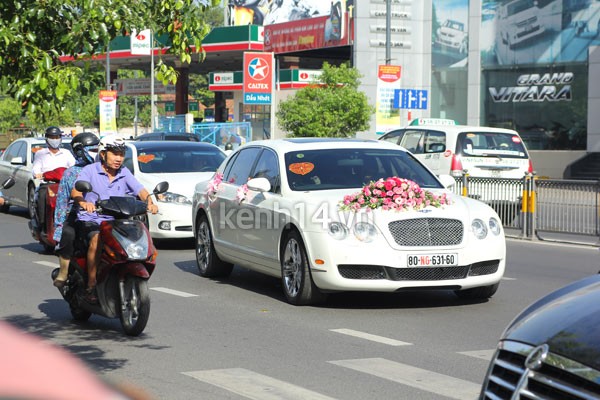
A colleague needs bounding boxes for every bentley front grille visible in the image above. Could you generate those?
[388,218,463,246]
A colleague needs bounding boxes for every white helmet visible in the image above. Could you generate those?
[98,136,126,153]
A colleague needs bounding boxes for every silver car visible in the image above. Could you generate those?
[0,137,71,214]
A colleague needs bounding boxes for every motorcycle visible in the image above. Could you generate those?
[29,167,66,253]
[51,180,169,336]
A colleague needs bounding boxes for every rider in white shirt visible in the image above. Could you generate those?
[31,127,75,179]
[31,127,75,233]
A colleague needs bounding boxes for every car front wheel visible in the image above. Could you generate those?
[195,214,233,278]
[280,231,327,306]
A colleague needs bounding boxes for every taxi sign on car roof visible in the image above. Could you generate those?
[410,118,456,126]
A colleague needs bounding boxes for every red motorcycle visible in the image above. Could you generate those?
[29,167,66,253]
[52,180,168,336]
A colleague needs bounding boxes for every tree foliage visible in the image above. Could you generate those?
[0,0,219,123]
[276,63,374,137]
[0,97,23,134]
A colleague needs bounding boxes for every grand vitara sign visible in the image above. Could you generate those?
[489,72,573,103]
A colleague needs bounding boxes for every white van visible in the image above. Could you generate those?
[379,119,533,179]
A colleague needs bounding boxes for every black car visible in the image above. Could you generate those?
[134,132,199,142]
[480,273,600,399]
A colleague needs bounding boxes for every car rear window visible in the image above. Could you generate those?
[456,131,528,159]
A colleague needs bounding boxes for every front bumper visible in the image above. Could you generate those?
[301,230,505,292]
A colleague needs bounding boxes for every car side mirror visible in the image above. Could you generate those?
[10,157,25,166]
[153,181,169,195]
[438,174,456,189]
[247,177,271,193]
[75,180,93,193]
[2,177,15,189]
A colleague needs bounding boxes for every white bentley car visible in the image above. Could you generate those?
[192,138,506,305]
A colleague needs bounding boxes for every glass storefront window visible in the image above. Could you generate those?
[481,64,587,150]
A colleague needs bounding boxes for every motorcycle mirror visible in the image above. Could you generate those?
[153,181,169,195]
[2,177,15,190]
[75,180,93,193]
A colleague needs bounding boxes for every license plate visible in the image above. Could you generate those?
[407,253,458,267]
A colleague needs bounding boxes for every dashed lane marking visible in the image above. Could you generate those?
[502,277,516,280]
[150,287,198,297]
[183,368,337,400]
[35,261,58,268]
[329,358,480,400]
[457,349,496,361]
[330,328,412,346]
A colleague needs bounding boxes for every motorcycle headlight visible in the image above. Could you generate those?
[471,218,488,240]
[112,224,150,260]
[489,217,501,236]
[157,192,191,205]
[328,222,348,240]
[353,222,378,243]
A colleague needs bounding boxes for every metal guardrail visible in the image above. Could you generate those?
[452,174,600,244]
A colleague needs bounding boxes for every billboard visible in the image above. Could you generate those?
[228,0,335,26]
[482,0,600,66]
[432,0,469,68]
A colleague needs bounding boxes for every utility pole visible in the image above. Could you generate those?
[386,0,391,64]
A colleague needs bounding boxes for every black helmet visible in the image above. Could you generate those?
[45,126,63,137]
[71,132,100,166]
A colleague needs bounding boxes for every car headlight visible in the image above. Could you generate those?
[471,219,488,239]
[353,222,378,242]
[156,192,191,205]
[489,217,501,236]
[328,222,348,240]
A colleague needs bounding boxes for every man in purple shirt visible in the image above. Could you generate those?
[71,136,158,303]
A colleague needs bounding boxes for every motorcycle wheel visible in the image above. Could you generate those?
[120,276,150,336]
[28,184,36,219]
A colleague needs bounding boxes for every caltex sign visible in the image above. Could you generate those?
[243,52,274,104]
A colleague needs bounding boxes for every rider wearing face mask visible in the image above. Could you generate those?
[31,126,76,233]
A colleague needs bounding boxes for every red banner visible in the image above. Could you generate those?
[264,15,350,54]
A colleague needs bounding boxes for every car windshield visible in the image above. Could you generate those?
[134,145,226,173]
[285,148,442,191]
[457,131,528,158]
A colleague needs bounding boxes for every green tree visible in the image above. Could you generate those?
[0,0,219,123]
[0,97,23,134]
[276,63,374,137]
[190,74,215,108]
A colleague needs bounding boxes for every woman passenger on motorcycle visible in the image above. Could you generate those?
[52,132,100,289]
[71,136,158,304]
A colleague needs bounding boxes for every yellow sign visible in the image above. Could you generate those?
[99,90,118,135]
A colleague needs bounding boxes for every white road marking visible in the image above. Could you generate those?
[35,261,58,268]
[150,287,198,298]
[458,349,496,361]
[329,358,480,400]
[502,277,516,280]
[330,329,412,346]
[183,368,336,400]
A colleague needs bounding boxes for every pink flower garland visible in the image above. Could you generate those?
[339,177,451,212]
[207,173,223,199]
[236,184,249,204]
